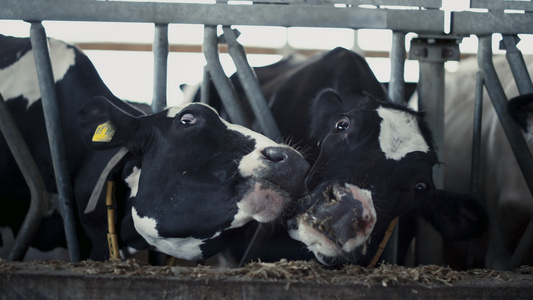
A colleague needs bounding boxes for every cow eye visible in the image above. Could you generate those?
[335,117,350,131]
[415,182,428,191]
[180,113,197,125]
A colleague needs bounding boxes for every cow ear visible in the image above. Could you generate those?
[78,96,141,150]
[508,93,533,134]
[309,89,344,141]
[422,190,488,241]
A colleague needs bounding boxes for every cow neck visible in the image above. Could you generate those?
[84,147,130,214]
[366,216,399,268]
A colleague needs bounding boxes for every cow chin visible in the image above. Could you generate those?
[288,182,376,265]
[230,179,290,229]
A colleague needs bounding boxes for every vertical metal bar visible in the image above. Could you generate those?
[470,72,484,196]
[203,25,251,127]
[152,23,169,113]
[29,22,81,262]
[467,71,484,269]
[200,66,211,104]
[222,26,281,141]
[502,35,533,95]
[381,31,406,264]
[0,94,48,261]
[388,31,406,105]
[415,60,445,266]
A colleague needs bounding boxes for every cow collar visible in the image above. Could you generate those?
[84,147,129,214]
[366,216,399,268]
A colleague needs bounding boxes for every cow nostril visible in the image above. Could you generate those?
[262,147,288,163]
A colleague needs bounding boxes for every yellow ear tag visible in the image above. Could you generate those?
[92,121,116,142]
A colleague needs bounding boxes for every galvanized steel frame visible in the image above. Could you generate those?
[1,0,533,268]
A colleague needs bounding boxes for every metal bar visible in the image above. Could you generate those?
[451,11,533,36]
[388,31,406,105]
[152,23,169,113]
[200,66,211,104]
[470,72,484,196]
[470,0,533,10]
[0,94,48,261]
[0,0,448,34]
[29,22,81,262]
[415,60,445,266]
[222,26,281,141]
[202,26,251,127]
[381,31,406,264]
[502,35,533,95]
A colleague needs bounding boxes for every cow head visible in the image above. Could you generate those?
[288,89,488,266]
[79,97,309,260]
[508,93,533,140]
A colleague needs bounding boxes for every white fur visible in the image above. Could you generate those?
[131,207,208,260]
[0,38,75,108]
[124,166,141,198]
[377,107,429,160]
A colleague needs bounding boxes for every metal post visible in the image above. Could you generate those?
[0,94,48,261]
[200,66,211,104]
[415,59,445,266]
[388,32,406,105]
[202,25,251,127]
[381,31,406,264]
[222,26,281,141]
[470,72,484,196]
[29,22,81,262]
[152,23,169,113]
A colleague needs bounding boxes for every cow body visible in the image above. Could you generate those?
[443,55,533,269]
[0,34,309,261]
[203,47,488,267]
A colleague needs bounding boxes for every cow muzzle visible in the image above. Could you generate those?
[288,182,376,265]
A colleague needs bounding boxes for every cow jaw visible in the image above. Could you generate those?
[288,183,376,265]
[131,207,212,260]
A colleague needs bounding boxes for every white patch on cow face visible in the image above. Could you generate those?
[221,120,290,178]
[0,38,75,108]
[288,218,343,258]
[132,207,212,260]
[377,106,429,160]
[125,166,141,198]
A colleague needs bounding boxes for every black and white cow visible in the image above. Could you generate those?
[443,55,533,270]
[0,34,309,261]
[201,47,488,267]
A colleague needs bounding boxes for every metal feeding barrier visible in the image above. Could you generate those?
[1,0,532,269]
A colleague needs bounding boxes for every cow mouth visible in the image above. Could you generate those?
[230,179,292,229]
[288,182,376,265]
